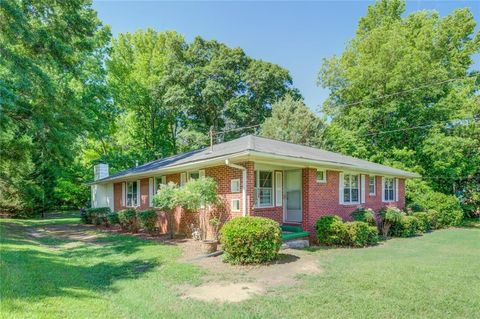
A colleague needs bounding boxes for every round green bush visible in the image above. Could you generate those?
[412,212,430,232]
[117,209,139,232]
[426,210,439,230]
[87,207,111,226]
[350,208,376,226]
[390,215,420,237]
[315,215,347,245]
[344,221,379,247]
[406,202,425,213]
[137,209,158,234]
[107,212,120,225]
[220,217,282,264]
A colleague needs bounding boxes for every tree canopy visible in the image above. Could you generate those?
[260,94,324,146]
[318,0,480,196]
[0,0,111,214]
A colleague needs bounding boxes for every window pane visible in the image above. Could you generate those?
[344,174,350,188]
[344,188,350,202]
[259,188,272,206]
[351,188,359,202]
[316,170,324,181]
[389,190,394,201]
[189,172,199,180]
[351,175,359,187]
[259,171,272,187]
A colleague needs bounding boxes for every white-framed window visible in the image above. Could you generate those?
[316,169,326,183]
[186,169,205,182]
[343,173,360,204]
[231,199,241,212]
[126,181,138,207]
[383,177,395,202]
[369,176,376,195]
[231,179,240,193]
[254,170,273,207]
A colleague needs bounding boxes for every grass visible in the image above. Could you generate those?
[1,213,479,319]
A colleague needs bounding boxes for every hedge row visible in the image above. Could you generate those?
[315,215,378,247]
[82,207,158,234]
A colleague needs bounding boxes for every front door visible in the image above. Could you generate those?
[285,170,302,223]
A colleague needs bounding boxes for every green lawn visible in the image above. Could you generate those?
[1,213,479,319]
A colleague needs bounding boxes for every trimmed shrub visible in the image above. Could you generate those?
[315,215,347,246]
[80,208,91,224]
[407,180,463,227]
[350,208,376,226]
[344,221,379,247]
[426,210,439,230]
[117,209,139,232]
[87,207,111,226]
[138,209,158,234]
[412,212,430,232]
[107,212,120,226]
[379,207,404,237]
[406,202,425,213]
[391,215,420,237]
[220,217,282,264]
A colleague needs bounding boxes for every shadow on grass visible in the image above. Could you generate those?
[460,218,480,229]
[0,219,162,302]
[1,246,159,301]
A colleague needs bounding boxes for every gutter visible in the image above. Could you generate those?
[225,159,248,217]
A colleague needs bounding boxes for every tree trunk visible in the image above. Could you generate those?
[168,209,174,239]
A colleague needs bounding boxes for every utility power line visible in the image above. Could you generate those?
[328,74,478,109]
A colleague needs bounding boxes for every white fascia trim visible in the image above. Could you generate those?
[247,151,420,179]
[91,152,250,185]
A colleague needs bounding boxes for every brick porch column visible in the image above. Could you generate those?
[244,161,255,216]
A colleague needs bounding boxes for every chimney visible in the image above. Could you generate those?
[94,163,109,181]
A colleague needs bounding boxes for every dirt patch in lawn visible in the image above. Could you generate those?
[25,224,106,249]
[179,240,322,303]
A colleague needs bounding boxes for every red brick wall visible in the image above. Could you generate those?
[113,182,122,211]
[302,169,405,237]
[111,164,406,240]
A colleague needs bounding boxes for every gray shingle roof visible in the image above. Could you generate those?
[93,135,420,183]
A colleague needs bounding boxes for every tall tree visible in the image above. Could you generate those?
[0,0,111,215]
[105,30,300,166]
[260,95,324,146]
[318,0,480,195]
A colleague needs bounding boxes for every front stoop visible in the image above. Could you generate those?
[281,239,309,250]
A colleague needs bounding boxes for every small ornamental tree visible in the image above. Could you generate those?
[175,177,220,240]
[379,207,404,237]
[153,182,179,239]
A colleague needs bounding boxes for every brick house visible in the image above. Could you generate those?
[90,135,419,238]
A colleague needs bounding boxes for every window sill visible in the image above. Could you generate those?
[369,193,375,196]
[254,206,275,210]
[340,202,360,206]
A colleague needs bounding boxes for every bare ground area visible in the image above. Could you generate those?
[178,239,322,303]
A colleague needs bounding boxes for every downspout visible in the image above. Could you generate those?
[225,159,247,217]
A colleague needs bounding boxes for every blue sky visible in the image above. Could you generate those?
[93,1,479,112]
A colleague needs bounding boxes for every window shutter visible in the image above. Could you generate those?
[361,174,366,204]
[339,173,344,204]
[381,177,385,202]
[275,171,283,207]
[161,175,167,185]
[395,178,399,202]
[149,178,154,207]
[136,180,141,207]
[180,173,186,186]
[199,170,205,179]
[122,182,126,207]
